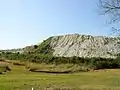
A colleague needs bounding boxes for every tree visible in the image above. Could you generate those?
[99,0,120,35]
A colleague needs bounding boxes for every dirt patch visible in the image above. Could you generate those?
[29,68,71,74]
[13,62,25,66]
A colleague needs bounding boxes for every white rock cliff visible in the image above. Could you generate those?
[50,34,120,58]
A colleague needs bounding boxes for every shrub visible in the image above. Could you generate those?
[0,58,6,62]
[0,63,11,73]
[13,62,25,66]
[1,51,120,70]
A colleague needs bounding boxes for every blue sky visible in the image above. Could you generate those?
[0,0,111,49]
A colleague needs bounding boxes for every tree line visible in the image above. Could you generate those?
[0,52,120,70]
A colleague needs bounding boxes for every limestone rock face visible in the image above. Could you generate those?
[50,34,120,58]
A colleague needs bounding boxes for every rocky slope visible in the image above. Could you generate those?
[2,34,120,58]
[49,34,120,58]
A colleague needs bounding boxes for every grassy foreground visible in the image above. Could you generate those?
[0,62,120,90]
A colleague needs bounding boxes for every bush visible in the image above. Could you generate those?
[0,63,11,73]
[1,51,120,70]
[13,62,25,66]
[0,58,6,62]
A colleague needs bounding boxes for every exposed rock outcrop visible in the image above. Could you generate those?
[2,34,120,58]
[50,34,120,58]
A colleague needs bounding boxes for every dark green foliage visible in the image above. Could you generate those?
[22,37,54,55]
[33,37,54,55]
[1,36,120,71]
[0,52,120,70]
[1,37,120,71]
[0,52,27,60]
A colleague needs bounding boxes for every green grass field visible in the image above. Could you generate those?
[1,61,120,90]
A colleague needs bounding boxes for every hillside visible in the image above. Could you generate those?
[0,34,120,70]
[0,48,23,54]
[24,34,120,58]
[1,34,120,59]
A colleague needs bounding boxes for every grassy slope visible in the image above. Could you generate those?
[0,62,120,90]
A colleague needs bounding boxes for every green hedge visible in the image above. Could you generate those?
[0,52,120,70]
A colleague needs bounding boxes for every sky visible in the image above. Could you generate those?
[0,0,112,49]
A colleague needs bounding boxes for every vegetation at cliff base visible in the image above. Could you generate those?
[0,36,120,71]
[0,51,120,71]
